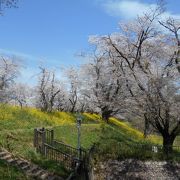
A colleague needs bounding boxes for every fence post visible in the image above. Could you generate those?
[34,128,37,147]
[51,129,54,145]
[41,128,46,155]
[86,144,96,180]
[44,145,47,157]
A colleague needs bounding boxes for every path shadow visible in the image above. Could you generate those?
[163,163,180,179]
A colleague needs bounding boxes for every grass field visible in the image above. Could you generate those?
[0,104,179,178]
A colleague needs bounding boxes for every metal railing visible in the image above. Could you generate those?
[44,143,77,170]
[34,127,87,171]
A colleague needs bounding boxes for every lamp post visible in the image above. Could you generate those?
[76,113,82,161]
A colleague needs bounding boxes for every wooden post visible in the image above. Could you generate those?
[51,129,54,145]
[44,145,47,156]
[41,128,46,155]
[34,128,37,148]
[79,148,82,160]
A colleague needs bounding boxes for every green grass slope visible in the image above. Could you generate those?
[0,104,179,177]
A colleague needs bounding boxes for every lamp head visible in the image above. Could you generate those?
[76,114,82,127]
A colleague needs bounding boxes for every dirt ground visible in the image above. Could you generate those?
[93,159,180,180]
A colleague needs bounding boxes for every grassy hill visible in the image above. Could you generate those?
[0,104,179,178]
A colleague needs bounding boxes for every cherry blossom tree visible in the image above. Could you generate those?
[36,67,61,112]
[65,67,79,113]
[87,3,180,153]
[10,83,33,108]
[0,56,20,102]
[0,0,18,14]
[80,49,127,122]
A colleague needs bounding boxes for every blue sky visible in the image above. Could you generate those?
[0,0,180,84]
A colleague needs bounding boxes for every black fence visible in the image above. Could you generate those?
[44,143,77,170]
[134,143,180,154]
[112,142,180,159]
[34,128,87,171]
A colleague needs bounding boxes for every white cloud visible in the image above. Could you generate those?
[103,0,154,18]
[0,48,60,67]
[100,0,180,20]
[0,48,40,64]
[0,49,40,85]
[0,48,68,85]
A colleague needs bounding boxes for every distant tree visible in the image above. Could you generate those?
[54,84,68,111]
[81,50,127,123]
[10,83,32,108]
[77,94,90,113]
[0,56,20,102]
[65,67,79,113]
[36,67,61,112]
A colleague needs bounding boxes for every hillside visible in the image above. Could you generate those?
[0,104,179,178]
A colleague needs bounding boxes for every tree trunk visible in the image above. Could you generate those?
[102,109,112,123]
[70,105,75,113]
[143,113,149,138]
[41,102,48,112]
[18,100,23,109]
[163,134,175,155]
